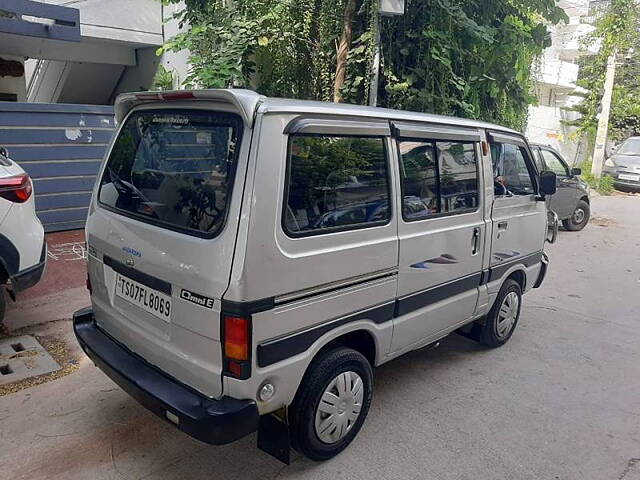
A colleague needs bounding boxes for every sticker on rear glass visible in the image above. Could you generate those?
[180,289,215,309]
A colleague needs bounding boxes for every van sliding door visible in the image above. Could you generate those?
[390,122,486,352]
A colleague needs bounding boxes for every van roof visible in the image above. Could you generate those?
[115,88,520,135]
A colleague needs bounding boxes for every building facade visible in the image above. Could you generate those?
[526,0,604,164]
[0,0,187,104]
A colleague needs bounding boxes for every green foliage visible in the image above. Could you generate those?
[151,65,174,91]
[580,160,615,195]
[161,0,568,130]
[609,38,640,141]
[565,1,640,144]
[379,0,564,130]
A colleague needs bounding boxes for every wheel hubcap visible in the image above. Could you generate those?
[573,208,585,224]
[315,371,364,444]
[497,291,519,338]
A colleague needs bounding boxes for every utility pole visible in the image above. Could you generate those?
[591,51,617,178]
[369,14,381,107]
[369,0,404,107]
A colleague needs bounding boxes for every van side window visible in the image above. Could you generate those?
[438,141,479,213]
[490,143,535,196]
[398,139,478,221]
[284,135,390,236]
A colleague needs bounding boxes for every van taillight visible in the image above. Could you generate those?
[223,315,251,379]
[0,173,32,203]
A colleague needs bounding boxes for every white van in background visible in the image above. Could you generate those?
[74,89,557,463]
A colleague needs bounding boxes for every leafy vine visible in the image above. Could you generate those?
[160,0,568,131]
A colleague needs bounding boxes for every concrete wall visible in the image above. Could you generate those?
[527,104,582,165]
[161,2,190,88]
[527,0,592,164]
[6,1,192,104]
[37,0,163,46]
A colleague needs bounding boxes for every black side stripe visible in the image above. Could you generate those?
[257,302,395,368]
[395,272,482,317]
[487,251,543,283]
[221,270,397,317]
[103,256,172,296]
[222,297,275,316]
[256,251,544,368]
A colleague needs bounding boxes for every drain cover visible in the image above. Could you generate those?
[0,336,60,385]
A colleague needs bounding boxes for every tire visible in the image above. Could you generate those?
[562,199,590,231]
[289,347,373,461]
[479,279,522,348]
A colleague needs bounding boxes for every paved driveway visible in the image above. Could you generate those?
[1,195,639,480]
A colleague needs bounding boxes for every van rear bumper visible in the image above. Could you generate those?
[73,307,259,445]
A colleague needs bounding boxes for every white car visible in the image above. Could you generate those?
[0,146,47,324]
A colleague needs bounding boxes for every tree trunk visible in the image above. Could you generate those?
[333,0,357,103]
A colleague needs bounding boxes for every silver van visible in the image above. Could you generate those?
[74,89,558,462]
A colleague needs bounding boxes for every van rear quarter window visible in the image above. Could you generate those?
[98,109,242,237]
[284,135,391,236]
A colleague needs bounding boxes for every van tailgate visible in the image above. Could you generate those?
[87,107,246,399]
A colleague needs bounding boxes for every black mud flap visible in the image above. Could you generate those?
[257,413,290,464]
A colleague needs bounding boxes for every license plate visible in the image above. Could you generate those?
[115,273,172,321]
[618,174,639,181]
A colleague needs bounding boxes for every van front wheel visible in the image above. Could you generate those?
[289,347,373,461]
[480,279,522,348]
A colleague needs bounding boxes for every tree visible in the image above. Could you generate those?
[334,0,358,102]
[563,0,640,146]
[609,38,640,141]
[160,0,568,130]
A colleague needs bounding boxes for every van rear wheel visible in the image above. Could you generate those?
[479,279,522,348]
[289,347,373,461]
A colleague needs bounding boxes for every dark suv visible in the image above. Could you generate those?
[530,144,590,231]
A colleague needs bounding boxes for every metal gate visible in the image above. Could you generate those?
[0,102,114,232]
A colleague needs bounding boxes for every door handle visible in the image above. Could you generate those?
[497,221,508,231]
[471,227,481,255]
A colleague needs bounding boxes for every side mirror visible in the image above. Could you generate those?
[571,167,582,176]
[539,170,557,196]
[0,146,7,158]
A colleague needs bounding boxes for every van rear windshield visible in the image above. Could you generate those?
[99,109,242,237]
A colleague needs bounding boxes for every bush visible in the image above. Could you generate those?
[580,160,615,195]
